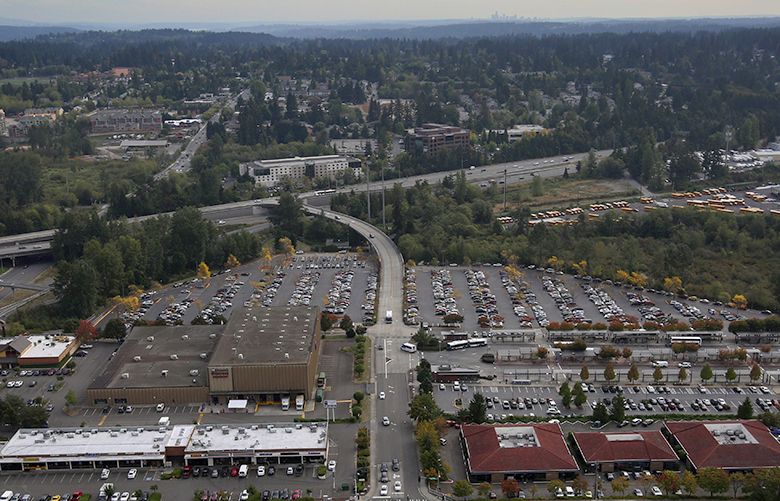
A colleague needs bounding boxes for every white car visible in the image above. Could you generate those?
[379,392,385,400]
[127,468,137,479]
[287,466,294,475]
[382,416,390,426]
[120,493,130,501]
[257,465,266,476]
[634,488,644,497]
[327,460,336,471]
[394,481,402,492]
[651,486,663,497]
[379,485,389,496]
[678,362,692,368]
[240,490,250,501]
[156,402,165,412]
[100,468,110,480]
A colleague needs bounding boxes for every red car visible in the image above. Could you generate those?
[72,492,83,501]
[182,466,192,478]
[230,467,239,477]
[292,489,302,500]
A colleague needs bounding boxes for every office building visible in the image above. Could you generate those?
[239,155,361,187]
[404,123,470,154]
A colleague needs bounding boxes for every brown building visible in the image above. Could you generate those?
[0,334,78,368]
[404,123,470,155]
[86,306,321,406]
[572,431,678,472]
[88,109,162,134]
[207,305,321,404]
[461,423,579,482]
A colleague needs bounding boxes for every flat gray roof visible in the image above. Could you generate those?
[89,325,222,390]
[210,306,318,366]
[186,422,328,454]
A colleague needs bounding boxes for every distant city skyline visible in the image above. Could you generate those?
[3,0,780,25]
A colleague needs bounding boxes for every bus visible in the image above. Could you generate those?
[314,189,336,196]
[511,379,532,385]
[446,340,470,351]
[669,335,703,347]
[468,338,488,348]
[400,342,418,353]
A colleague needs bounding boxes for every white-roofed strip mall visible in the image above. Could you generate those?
[0,423,329,472]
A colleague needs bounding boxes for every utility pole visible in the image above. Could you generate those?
[365,163,371,221]
[381,161,386,229]
[503,168,508,211]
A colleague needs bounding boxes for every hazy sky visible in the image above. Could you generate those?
[5,0,780,25]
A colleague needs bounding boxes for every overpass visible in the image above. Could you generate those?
[0,149,610,260]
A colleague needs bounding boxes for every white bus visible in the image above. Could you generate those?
[401,343,418,353]
[468,338,488,348]
[669,335,703,347]
[446,340,470,351]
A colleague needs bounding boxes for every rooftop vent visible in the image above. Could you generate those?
[169,354,179,360]
[133,356,142,362]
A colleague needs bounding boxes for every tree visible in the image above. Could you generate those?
[700,363,714,383]
[477,482,492,498]
[604,363,616,382]
[627,363,640,383]
[592,402,609,423]
[467,394,488,424]
[225,254,240,268]
[452,480,473,500]
[339,315,354,331]
[730,472,746,500]
[610,395,625,423]
[611,476,629,496]
[546,479,564,497]
[103,318,127,339]
[732,294,748,310]
[196,261,210,280]
[501,478,520,498]
[417,359,434,394]
[697,468,729,497]
[278,236,295,256]
[750,364,763,382]
[580,365,590,381]
[53,259,99,318]
[558,382,571,397]
[678,367,688,383]
[75,319,97,341]
[353,391,364,404]
[574,389,587,408]
[572,476,589,494]
[681,470,698,497]
[738,397,754,419]
[408,393,442,422]
[653,366,664,382]
[726,367,737,383]
[65,390,77,407]
[657,471,681,495]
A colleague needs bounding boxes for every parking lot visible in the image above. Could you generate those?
[432,380,779,420]
[405,264,764,332]
[0,461,352,501]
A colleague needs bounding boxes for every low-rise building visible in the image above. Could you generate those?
[404,123,470,155]
[0,108,7,137]
[665,420,780,472]
[572,431,679,472]
[492,124,550,143]
[461,423,579,482]
[87,306,322,406]
[239,155,361,187]
[330,138,377,156]
[0,334,78,368]
[0,422,329,471]
[88,109,162,134]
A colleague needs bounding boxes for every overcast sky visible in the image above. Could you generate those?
[5,0,780,25]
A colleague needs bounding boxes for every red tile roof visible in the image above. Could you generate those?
[573,431,678,463]
[461,423,579,474]
[665,420,780,470]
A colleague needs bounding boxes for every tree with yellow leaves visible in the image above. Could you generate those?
[278,236,295,256]
[629,272,648,288]
[196,261,211,280]
[547,255,562,270]
[732,294,748,310]
[112,294,140,311]
[663,276,684,294]
[504,264,523,282]
[615,269,630,282]
[225,254,240,268]
[571,260,588,275]
[262,246,273,263]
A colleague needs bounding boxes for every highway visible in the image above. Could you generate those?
[154,89,249,180]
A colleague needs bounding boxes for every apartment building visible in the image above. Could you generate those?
[88,109,163,134]
[239,155,361,187]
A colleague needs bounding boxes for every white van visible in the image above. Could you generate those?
[652,360,669,368]
[0,491,13,501]
[238,464,248,478]
[400,343,417,353]
[565,486,575,497]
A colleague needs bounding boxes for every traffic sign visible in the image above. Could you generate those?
[325,399,338,409]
